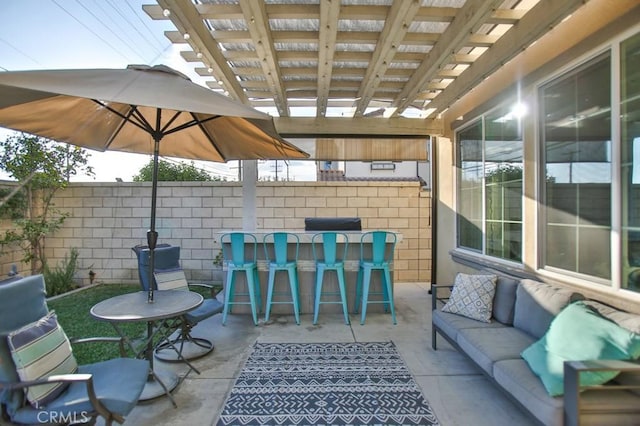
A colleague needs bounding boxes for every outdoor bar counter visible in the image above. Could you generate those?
[216,229,401,317]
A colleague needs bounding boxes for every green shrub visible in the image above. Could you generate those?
[43,248,79,296]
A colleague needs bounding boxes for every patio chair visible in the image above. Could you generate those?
[263,232,301,325]
[220,232,262,325]
[132,245,224,361]
[311,232,350,325]
[0,275,148,426]
[354,231,397,325]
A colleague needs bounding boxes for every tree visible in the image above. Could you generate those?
[132,159,224,182]
[0,133,94,274]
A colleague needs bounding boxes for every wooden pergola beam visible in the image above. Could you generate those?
[156,0,248,103]
[239,0,289,117]
[427,0,588,117]
[392,0,503,116]
[354,0,421,117]
[275,117,442,138]
[317,0,341,117]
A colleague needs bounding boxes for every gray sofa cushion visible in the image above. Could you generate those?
[492,276,519,325]
[493,359,563,426]
[513,279,583,338]
[456,327,535,377]
[432,309,506,344]
[494,359,640,426]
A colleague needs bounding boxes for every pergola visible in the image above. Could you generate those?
[140,0,640,288]
[143,0,591,140]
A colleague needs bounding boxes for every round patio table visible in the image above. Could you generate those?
[90,290,203,404]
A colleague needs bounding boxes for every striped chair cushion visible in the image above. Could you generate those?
[7,311,78,408]
[154,269,189,291]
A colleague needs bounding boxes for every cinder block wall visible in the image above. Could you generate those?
[4,181,431,285]
[0,220,23,277]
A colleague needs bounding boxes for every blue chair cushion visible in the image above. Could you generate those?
[153,267,224,323]
[11,357,149,424]
[186,298,224,323]
[133,245,180,291]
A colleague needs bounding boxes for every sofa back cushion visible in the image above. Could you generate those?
[513,279,583,338]
[491,276,519,325]
[478,268,520,325]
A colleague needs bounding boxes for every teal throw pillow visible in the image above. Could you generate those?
[521,301,640,396]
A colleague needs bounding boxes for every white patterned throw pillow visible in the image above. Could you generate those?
[441,273,498,323]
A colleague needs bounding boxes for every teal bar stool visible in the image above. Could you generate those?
[220,232,262,326]
[263,232,301,325]
[354,231,397,325]
[312,232,350,325]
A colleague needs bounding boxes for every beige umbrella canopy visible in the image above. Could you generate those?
[0,64,308,301]
[0,64,306,161]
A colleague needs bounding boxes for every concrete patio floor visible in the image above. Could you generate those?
[116,282,536,426]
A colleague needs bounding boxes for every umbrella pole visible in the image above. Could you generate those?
[146,134,161,303]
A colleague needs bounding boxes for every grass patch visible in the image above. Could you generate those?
[48,283,219,365]
[48,284,144,365]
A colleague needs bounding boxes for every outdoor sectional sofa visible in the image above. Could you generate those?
[431,271,640,426]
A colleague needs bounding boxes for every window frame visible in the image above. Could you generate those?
[537,51,613,284]
[454,104,524,265]
[534,25,640,293]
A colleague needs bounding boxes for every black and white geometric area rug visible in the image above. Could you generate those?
[216,341,440,425]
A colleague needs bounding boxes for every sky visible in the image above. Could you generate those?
[0,0,316,182]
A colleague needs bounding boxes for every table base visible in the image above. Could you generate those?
[155,337,213,362]
[140,370,180,402]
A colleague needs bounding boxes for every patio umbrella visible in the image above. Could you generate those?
[0,64,308,302]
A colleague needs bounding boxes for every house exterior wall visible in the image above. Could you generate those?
[436,2,640,312]
[317,160,431,187]
[1,181,431,286]
[344,161,420,179]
